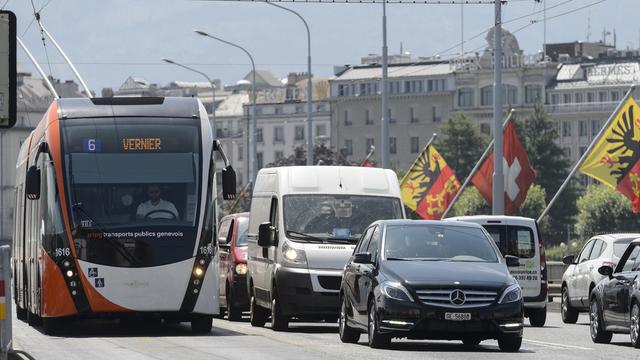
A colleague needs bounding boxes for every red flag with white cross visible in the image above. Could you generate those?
[471,120,536,215]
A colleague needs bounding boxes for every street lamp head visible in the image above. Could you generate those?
[194,29,209,37]
[161,58,175,64]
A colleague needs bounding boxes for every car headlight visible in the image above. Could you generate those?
[235,263,247,275]
[498,283,522,304]
[281,242,307,267]
[380,281,413,302]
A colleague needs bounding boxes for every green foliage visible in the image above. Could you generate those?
[576,185,640,238]
[267,143,352,167]
[434,112,488,181]
[450,187,491,217]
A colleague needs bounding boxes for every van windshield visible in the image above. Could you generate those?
[283,195,403,243]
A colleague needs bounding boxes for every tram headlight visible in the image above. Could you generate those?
[66,270,74,278]
[194,267,204,277]
[235,263,247,275]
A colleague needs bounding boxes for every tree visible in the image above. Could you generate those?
[434,112,488,181]
[450,187,491,217]
[518,103,581,245]
[576,185,640,238]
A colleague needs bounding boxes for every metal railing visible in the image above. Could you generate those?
[545,101,618,114]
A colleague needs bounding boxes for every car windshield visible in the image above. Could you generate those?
[283,194,403,243]
[384,224,499,262]
[236,217,249,246]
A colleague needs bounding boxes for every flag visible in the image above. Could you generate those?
[360,158,375,167]
[400,144,461,219]
[579,97,640,212]
[471,120,536,215]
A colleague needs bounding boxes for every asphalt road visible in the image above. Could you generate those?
[11,306,640,360]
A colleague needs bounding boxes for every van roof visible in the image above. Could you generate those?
[446,215,537,227]
[254,166,402,197]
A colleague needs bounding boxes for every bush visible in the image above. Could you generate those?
[576,185,640,239]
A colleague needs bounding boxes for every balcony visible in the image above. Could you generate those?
[545,101,618,114]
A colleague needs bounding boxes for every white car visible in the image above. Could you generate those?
[560,233,640,323]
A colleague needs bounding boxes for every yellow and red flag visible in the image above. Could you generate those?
[579,97,640,212]
[400,144,461,219]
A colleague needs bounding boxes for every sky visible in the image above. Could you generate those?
[6,0,640,93]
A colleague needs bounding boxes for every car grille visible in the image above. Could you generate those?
[415,289,498,309]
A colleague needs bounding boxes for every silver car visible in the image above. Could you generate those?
[560,233,640,323]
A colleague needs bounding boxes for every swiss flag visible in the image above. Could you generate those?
[360,159,375,167]
[471,120,536,215]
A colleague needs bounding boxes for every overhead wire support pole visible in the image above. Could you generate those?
[441,109,514,219]
[17,36,59,99]
[36,21,92,98]
[492,0,504,215]
[538,85,636,223]
[264,1,313,166]
[381,0,389,169]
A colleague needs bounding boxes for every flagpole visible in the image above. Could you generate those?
[441,109,514,219]
[400,133,438,185]
[537,84,636,223]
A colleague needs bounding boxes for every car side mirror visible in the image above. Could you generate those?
[562,255,575,265]
[258,222,274,248]
[505,255,520,267]
[25,165,41,200]
[221,165,236,200]
[353,252,373,264]
[598,265,614,277]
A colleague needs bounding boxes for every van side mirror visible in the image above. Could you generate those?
[562,255,575,265]
[598,265,614,277]
[221,165,236,200]
[353,252,373,264]
[505,255,520,267]
[258,222,274,247]
[25,166,41,200]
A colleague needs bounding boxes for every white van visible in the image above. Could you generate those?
[247,166,406,331]
[448,216,548,327]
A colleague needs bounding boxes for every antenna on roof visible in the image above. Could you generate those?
[16,36,59,99]
[586,10,591,42]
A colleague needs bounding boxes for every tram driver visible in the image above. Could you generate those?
[136,184,179,220]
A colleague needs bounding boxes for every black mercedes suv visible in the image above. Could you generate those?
[338,220,524,351]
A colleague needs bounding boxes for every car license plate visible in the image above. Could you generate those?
[445,312,471,321]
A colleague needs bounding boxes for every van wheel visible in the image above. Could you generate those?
[271,294,289,331]
[529,306,546,327]
[250,293,267,327]
[561,287,578,324]
[191,315,213,334]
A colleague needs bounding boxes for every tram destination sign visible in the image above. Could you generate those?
[0,11,15,128]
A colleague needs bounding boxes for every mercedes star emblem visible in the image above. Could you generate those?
[450,289,466,306]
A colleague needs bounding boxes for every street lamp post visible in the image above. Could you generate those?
[161,58,217,137]
[264,1,313,166]
[195,30,257,183]
[381,0,389,169]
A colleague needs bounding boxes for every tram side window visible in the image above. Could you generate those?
[41,160,67,254]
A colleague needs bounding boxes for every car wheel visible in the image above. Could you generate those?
[339,296,361,344]
[590,298,612,344]
[561,287,578,324]
[250,292,267,328]
[270,294,289,331]
[498,334,522,352]
[631,303,640,348]
[190,315,213,334]
[367,298,390,349]
[529,306,547,327]
[462,337,481,347]
[227,286,242,322]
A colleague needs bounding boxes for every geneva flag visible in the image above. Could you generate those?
[400,144,461,219]
[471,120,536,215]
[579,97,640,212]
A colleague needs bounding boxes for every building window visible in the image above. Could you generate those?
[257,152,264,169]
[481,86,493,106]
[599,91,607,102]
[315,124,326,137]
[575,93,583,103]
[504,85,518,105]
[295,105,304,113]
[388,108,395,124]
[366,138,375,153]
[563,94,571,104]
[338,85,345,97]
[274,126,284,143]
[410,107,418,123]
[365,109,373,125]
[591,119,601,137]
[360,83,366,96]
[524,85,542,104]
[317,103,326,112]
[274,106,283,115]
[551,94,559,105]
[238,143,243,160]
[428,79,445,92]
[611,91,620,102]
[294,126,305,141]
[256,128,264,143]
[344,139,353,156]
[579,120,587,137]
[562,121,572,137]
[432,106,441,122]
[344,110,351,126]
[587,92,595,102]
[480,123,491,135]
[275,151,284,161]
[458,88,474,107]
[389,137,397,154]
[410,136,419,153]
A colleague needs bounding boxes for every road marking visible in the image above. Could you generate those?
[523,339,593,350]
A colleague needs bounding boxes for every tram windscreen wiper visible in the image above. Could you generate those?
[72,203,141,266]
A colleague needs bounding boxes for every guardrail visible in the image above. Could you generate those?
[547,261,569,300]
[0,245,11,360]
